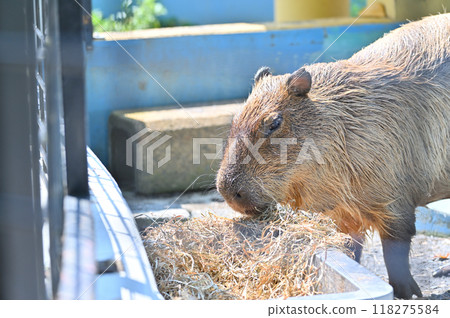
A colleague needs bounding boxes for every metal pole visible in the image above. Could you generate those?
[0,0,46,300]
[46,0,66,298]
[58,0,90,199]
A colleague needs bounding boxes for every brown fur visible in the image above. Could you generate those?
[217,15,450,298]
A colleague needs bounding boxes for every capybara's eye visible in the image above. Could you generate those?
[262,113,283,136]
[267,114,282,135]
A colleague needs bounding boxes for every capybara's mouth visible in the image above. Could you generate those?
[222,196,270,217]
[234,203,273,217]
[241,208,262,216]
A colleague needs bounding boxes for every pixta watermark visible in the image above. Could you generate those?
[126,128,172,174]
[126,130,324,175]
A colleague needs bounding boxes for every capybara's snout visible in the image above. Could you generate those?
[216,175,271,216]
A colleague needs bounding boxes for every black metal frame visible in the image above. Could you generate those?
[0,0,89,299]
[59,0,90,199]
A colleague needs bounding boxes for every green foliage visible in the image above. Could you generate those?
[92,0,168,32]
[350,0,367,17]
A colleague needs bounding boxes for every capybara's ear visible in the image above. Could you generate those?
[254,66,272,83]
[287,68,311,96]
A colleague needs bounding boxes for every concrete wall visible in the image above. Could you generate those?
[86,21,401,165]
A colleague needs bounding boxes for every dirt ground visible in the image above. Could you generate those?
[360,233,450,300]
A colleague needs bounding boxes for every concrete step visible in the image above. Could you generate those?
[109,100,242,195]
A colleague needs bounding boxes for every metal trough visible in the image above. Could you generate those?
[88,148,394,300]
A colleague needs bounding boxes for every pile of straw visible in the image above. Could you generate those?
[141,206,349,300]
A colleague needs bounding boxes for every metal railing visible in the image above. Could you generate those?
[0,0,90,299]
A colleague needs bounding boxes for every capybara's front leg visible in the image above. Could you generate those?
[381,238,422,299]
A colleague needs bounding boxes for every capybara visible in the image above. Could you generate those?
[216,14,450,299]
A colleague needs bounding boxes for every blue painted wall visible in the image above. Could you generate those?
[160,0,273,24]
[91,0,273,23]
[86,22,401,165]
[92,0,367,24]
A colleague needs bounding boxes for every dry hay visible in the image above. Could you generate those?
[141,206,350,300]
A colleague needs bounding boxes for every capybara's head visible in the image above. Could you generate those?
[217,67,329,215]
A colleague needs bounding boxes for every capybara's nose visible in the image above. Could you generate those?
[217,184,255,213]
[220,187,250,206]
[234,189,251,206]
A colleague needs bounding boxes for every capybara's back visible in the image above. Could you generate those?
[348,15,450,206]
[216,14,450,299]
